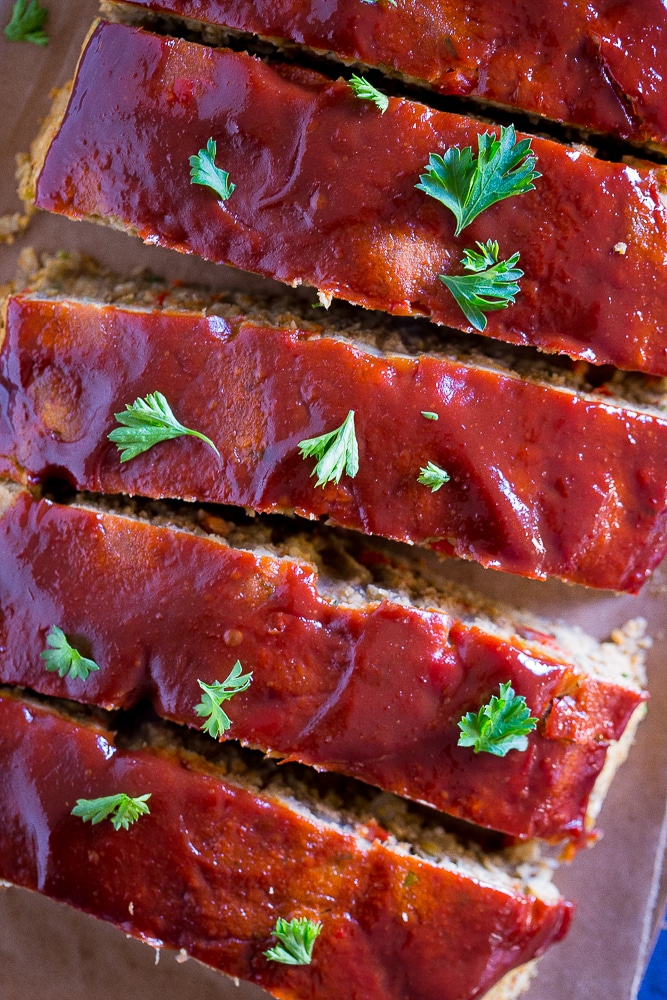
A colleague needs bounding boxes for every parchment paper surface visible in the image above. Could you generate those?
[0,2,665,997]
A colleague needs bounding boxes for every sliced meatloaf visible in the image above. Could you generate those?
[20,19,667,374]
[0,686,573,1000]
[2,255,667,592]
[103,0,667,154]
[0,481,646,843]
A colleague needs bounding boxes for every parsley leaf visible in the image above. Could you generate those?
[416,124,540,235]
[195,661,253,739]
[439,240,523,331]
[189,138,235,200]
[41,625,100,681]
[298,410,359,488]
[457,681,538,756]
[417,461,450,491]
[108,391,220,463]
[264,917,322,965]
[421,411,439,420]
[4,0,48,45]
[72,793,151,831]
[348,74,389,114]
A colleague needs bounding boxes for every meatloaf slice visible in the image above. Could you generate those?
[0,481,646,844]
[21,19,667,374]
[0,685,572,1000]
[3,255,667,592]
[103,0,667,155]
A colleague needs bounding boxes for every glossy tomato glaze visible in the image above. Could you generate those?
[118,0,667,151]
[2,296,667,592]
[0,490,645,842]
[33,21,667,374]
[0,689,573,1000]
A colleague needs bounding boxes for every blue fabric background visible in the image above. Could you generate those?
[639,914,667,999]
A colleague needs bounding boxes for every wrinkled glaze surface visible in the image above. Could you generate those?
[0,689,573,1000]
[3,296,667,592]
[0,492,645,841]
[34,22,667,374]
[119,0,667,151]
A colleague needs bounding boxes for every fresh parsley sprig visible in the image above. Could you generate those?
[298,410,359,488]
[416,124,540,236]
[264,917,322,965]
[72,793,151,831]
[439,240,523,331]
[195,661,253,739]
[457,681,538,756]
[108,391,220,463]
[4,0,48,45]
[417,461,450,492]
[348,74,389,114]
[41,626,99,681]
[189,138,235,200]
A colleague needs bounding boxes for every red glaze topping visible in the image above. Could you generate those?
[0,688,573,999]
[34,22,667,374]
[3,296,667,592]
[0,490,645,842]
[121,0,667,151]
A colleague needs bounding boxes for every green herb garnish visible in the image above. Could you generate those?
[439,240,523,331]
[108,391,220,463]
[264,917,322,965]
[417,461,450,492]
[195,661,253,739]
[4,0,48,45]
[416,124,540,236]
[72,793,151,831]
[189,138,235,201]
[41,626,99,681]
[421,411,439,420]
[298,410,359,488]
[457,681,538,756]
[348,74,389,114]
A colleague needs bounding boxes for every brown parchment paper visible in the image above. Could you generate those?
[0,2,665,997]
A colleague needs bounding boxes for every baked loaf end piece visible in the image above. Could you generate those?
[0,687,573,1000]
[3,253,667,592]
[21,19,667,374]
[0,480,647,844]
[104,0,667,154]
